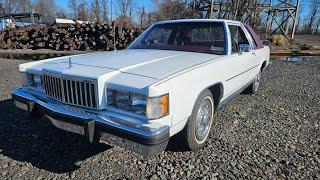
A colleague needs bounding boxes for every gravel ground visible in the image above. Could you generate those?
[0,57,319,179]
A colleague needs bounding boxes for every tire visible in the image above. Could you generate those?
[244,70,261,94]
[180,89,215,151]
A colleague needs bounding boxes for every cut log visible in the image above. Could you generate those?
[0,22,142,52]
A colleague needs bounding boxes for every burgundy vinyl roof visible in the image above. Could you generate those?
[244,23,264,49]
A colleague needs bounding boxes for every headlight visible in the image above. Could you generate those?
[130,93,147,115]
[21,73,33,86]
[117,91,130,105]
[106,89,147,116]
[105,89,169,119]
[22,73,42,88]
[131,94,147,106]
[106,89,116,106]
[147,94,169,120]
[32,74,42,88]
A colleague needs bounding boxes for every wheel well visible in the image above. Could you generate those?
[208,83,223,110]
[261,61,267,72]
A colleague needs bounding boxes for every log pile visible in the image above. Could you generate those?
[0,22,141,51]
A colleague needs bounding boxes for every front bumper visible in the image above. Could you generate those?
[12,88,170,155]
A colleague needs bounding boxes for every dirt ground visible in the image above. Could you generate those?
[293,34,320,46]
[269,34,320,51]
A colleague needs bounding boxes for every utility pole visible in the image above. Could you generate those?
[210,0,214,19]
[291,0,301,39]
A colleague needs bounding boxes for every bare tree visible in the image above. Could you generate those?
[33,0,57,17]
[306,0,320,33]
[1,0,33,13]
[68,0,78,19]
[92,0,100,22]
[152,0,197,21]
[139,6,146,28]
[77,1,89,21]
[101,0,108,22]
[117,0,135,28]
[57,7,68,18]
[118,0,134,17]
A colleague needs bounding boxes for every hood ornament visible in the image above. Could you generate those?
[68,57,72,69]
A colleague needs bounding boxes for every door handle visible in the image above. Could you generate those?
[252,52,256,56]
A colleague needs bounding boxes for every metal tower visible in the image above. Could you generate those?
[195,0,301,39]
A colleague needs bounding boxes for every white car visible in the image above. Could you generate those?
[12,19,270,155]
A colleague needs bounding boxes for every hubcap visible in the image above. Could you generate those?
[195,97,213,142]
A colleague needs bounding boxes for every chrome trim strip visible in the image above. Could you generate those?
[66,80,70,103]
[70,80,74,104]
[225,64,260,82]
[84,82,88,107]
[55,77,60,100]
[217,79,254,110]
[47,76,51,97]
[75,81,79,105]
[89,83,93,108]
[79,82,84,106]
[60,78,65,101]
[51,77,55,98]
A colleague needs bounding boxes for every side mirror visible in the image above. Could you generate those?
[239,44,251,52]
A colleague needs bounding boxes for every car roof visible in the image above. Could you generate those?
[155,19,242,25]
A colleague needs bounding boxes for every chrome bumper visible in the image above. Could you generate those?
[12,88,170,155]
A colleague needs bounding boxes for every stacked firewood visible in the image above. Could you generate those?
[0,22,141,51]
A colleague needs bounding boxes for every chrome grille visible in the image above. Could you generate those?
[42,74,98,109]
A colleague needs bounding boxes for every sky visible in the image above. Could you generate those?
[54,0,310,22]
[55,0,155,13]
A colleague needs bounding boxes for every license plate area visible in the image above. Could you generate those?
[46,115,85,135]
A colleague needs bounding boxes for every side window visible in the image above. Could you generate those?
[244,26,257,49]
[229,25,239,54]
[229,25,251,54]
[238,27,249,46]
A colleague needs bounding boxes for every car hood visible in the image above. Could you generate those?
[27,49,222,80]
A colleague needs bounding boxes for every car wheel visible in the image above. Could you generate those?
[181,89,215,151]
[245,70,261,94]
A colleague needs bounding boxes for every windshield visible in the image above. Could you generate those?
[128,22,227,55]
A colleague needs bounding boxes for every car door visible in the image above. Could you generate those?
[222,24,256,98]
[242,24,265,81]
[237,24,259,83]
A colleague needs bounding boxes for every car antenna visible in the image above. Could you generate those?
[111,0,117,51]
[113,22,116,51]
